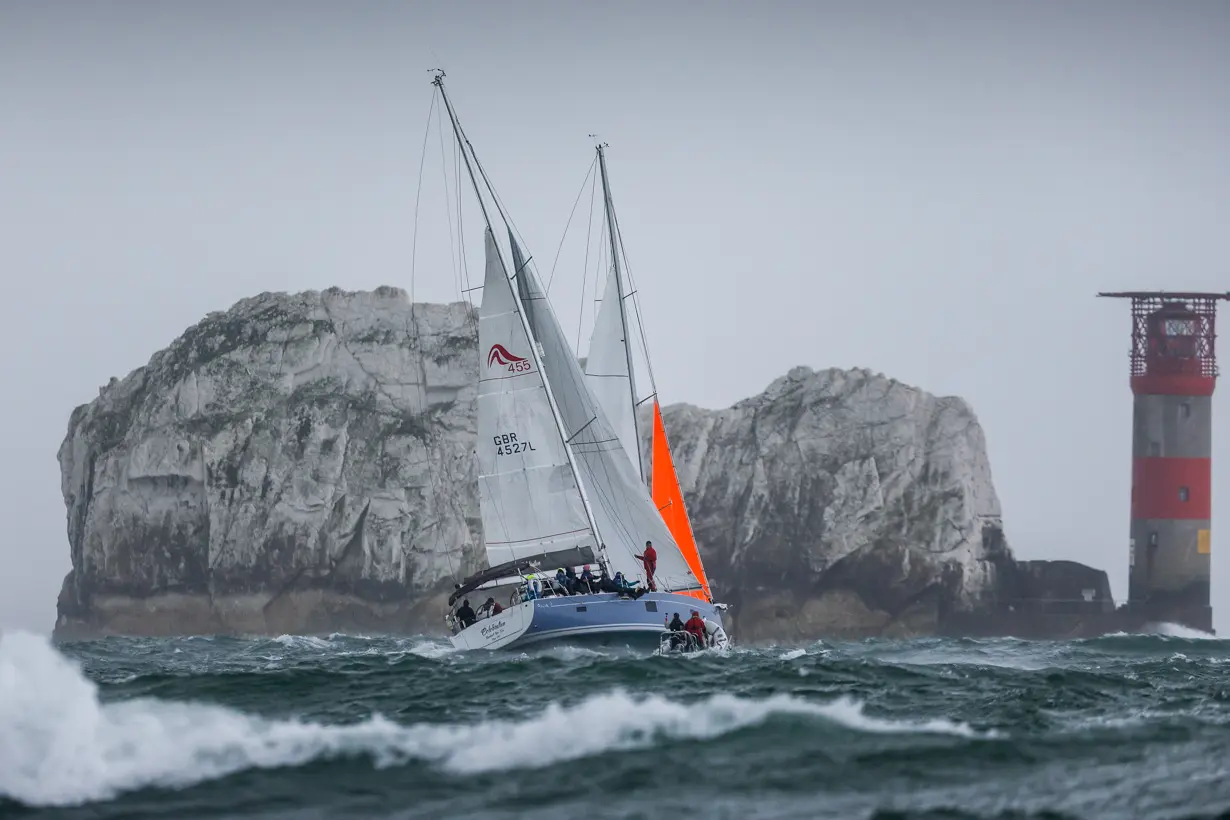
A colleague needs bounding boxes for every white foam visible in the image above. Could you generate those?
[271,635,331,649]
[525,644,609,661]
[404,639,458,659]
[0,631,990,808]
[779,649,808,661]
[1101,623,1223,641]
[1155,622,1221,640]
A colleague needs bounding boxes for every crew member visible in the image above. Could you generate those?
[684,609,706,649]
[597,567,619,594]
[456,599,476,629]
[635,540,658,591]
[667,612,687,650]
[613,572,647,600]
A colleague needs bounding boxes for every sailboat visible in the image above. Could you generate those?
[434,74,727,651]
[582,143,728,653]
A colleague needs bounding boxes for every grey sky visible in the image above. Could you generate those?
[2,1,1227,634]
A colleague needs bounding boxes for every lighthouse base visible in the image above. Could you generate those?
[1127,579,1213,634]
[936,559,1215,639]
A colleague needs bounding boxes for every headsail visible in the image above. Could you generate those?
[584,266,641,475]
[584,144,644,479]
[651,400,711,602]
[509,233,701,594]
[476,229,596,567]
[581,144,714,603]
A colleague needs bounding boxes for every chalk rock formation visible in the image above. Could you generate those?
[56,288,482,637]
[56,289,1012,639]
[644,367,1012,641]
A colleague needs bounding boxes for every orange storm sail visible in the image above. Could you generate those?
[650,400,712,602]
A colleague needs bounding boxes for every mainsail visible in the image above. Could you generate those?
[476,229,597,566]
[583,144,643,479]
[509,233,701,594]
[583,266,642,477]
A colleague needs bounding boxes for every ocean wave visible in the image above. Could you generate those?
[1092,622,1224,643]
[0,630,990,808]
[404,639,460,660]
[270,634,333,649]
[1154,622,1222,640]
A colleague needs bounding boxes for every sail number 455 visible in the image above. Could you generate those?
[494,433,536,455]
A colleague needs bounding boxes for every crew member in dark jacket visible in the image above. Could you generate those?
[667,612,687,650]
[456,599,476,629]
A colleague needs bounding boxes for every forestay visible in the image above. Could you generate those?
[584,266,642,477]
[508,232,701,593]
[476,229,596,566]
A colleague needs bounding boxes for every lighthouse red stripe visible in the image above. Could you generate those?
[1131,457,1211,519]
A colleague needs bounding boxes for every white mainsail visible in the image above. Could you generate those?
[584,266,642,477]
[509,232,701,593]
[476,229,596,567]
[584,144,643,479]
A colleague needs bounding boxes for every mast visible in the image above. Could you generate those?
[596,142,644,481]
[432,72,610,571]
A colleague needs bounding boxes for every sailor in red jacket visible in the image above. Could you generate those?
[635,540,658,591]
[684,610,706,649]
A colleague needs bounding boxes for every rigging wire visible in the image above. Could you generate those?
[575,163,600,356]
[409,86,462,583]
[546,154,598,295]
[588,202,609,348]
[460,136,546,296]
[409,91,439,308]
[435,100,460,302]
[455,136,474,309]
[608,185,661,398]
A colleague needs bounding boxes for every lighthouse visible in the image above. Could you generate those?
[1099,291,1229,633]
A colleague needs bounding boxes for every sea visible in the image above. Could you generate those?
[2,627,1230,820]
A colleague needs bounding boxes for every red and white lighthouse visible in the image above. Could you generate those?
[1100,291,1229,633]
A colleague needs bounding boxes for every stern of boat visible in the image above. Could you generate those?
[448,599,535,651]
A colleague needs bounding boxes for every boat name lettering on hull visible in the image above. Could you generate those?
[480,619,508,639]
[494,432,536,456]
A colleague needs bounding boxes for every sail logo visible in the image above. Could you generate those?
[487,344,532,373]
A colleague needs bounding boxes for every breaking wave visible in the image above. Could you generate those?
[1154,621,1221,640]
[0,631,985,808]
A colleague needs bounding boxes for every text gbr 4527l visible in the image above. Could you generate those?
[495,433,535,456]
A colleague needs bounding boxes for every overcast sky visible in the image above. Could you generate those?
[2,1,1228,634]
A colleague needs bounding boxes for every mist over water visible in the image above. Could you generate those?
[2,628,1229,819]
